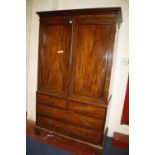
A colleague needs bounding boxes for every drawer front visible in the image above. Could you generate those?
[69,101,106,119]
[37,93,67,109]
[37,115,102,145]
[37,104,104,130]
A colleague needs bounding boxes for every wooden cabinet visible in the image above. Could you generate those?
[36,8,122,153]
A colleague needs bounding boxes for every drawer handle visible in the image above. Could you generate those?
[83,106,88,114]
[46,111,52,116]
[81,119,87,126]
[49,99,54,104]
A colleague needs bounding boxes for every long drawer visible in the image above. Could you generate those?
[69,101,106,119]
[37,104,104,130]
[37,93,67,109]
[37,115,103,145]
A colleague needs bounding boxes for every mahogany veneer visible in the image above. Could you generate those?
[35,7,122,154]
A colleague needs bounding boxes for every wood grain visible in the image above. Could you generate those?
[69,101,106,119]
[36,7,122,152]
[37,115,103,145]
[37,93,67,109]
[70,18,115,104]
[38,19,72,96]
[37,104,104,130]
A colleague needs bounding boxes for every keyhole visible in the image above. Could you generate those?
[69,20,72,24]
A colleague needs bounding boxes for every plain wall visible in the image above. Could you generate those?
[26,0,32,110]
[27,0,54,121]
[27,0,129,137]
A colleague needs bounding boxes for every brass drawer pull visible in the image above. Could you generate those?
[81,119,87,126]
[46,111,52,116]
[49,98,54,104]
[83,106,88,114]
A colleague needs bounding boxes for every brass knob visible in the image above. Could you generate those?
[49,99,54,104]
[47,112,52,116]
[81,119,87,125]
[83,106,88,114]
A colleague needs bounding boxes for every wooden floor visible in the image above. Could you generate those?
[26,119,97,155]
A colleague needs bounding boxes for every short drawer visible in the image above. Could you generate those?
[37,104,104,130]
[69,101,106,119]
[37,115,103,145]
[37,93,67,109]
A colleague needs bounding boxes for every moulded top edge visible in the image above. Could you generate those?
[36,7,122,24]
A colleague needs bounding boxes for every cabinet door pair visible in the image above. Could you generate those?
[38,17,115,104]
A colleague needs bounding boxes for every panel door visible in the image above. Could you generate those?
[70,18,115,103]
[38,19,72,96]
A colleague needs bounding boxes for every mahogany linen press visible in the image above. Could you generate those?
[35,7,122,154]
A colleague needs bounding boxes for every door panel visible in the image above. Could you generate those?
[38,20,72,96]
[70,19,112,103]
